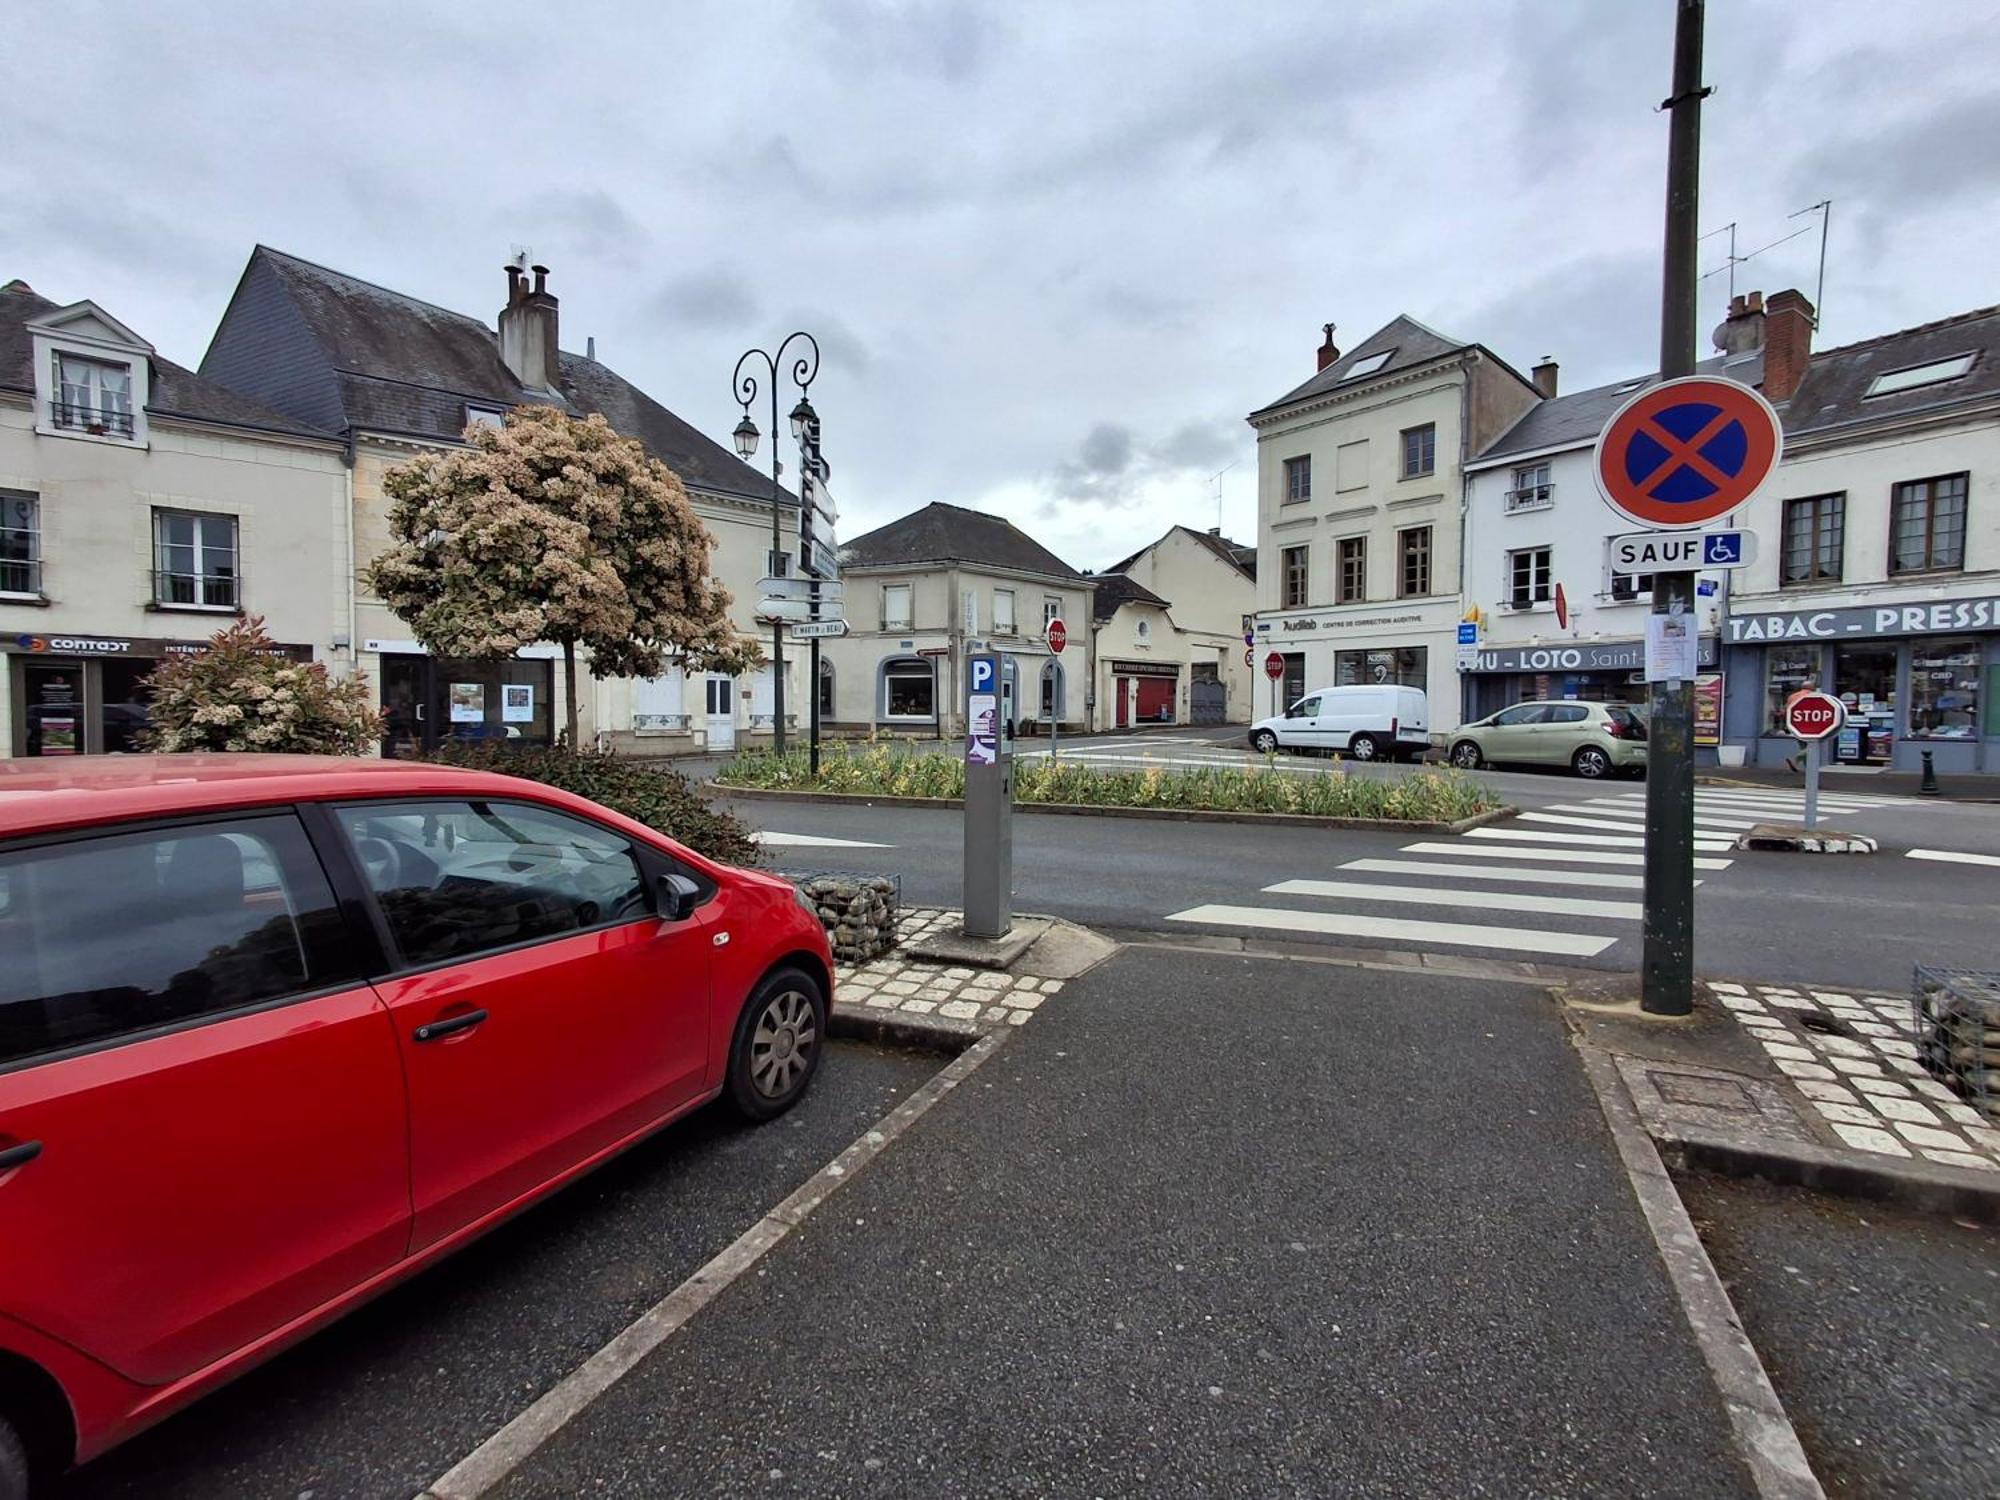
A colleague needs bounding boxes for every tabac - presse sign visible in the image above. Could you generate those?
[1594,376,1782,532]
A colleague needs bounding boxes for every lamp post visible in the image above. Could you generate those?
[732,332,819,756]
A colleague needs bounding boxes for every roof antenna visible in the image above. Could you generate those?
[1209,460,1238,533]
[1789,199,1832,328]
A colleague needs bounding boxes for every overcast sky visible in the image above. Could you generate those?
[8,1,1998,569]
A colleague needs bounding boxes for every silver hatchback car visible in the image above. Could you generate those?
[1447,701,1649,779]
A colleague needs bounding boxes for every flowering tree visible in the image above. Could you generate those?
[366,405,754,746]
[143,616,383,754]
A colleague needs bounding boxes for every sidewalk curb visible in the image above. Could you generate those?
[1576,1044,1825,1500]
[1654,1120,2000,1224]
[828,1003,982,1055]
[710,783,1514,835]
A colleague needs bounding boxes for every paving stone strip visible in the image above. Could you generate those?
[1708,982,2000,1171]
[833,907,1064,1034]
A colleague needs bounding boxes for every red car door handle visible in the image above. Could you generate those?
[413,1010,489,1043]
[0,1140,43,1170]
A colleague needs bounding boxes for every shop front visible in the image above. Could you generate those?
[371,643,558,758]
[1460,636,1721,724]
[1108,659,1180,727]
[1719,596,1999,773]
[2,631,315,757]
[1252,598,1462,728]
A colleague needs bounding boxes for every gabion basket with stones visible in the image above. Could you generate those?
[789,871,902,965]
[1913,964,2000,1121]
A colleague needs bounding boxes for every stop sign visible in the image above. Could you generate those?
[1264,651,1285,681]
[1047,618,1067,655]
[1783,690,1845,741]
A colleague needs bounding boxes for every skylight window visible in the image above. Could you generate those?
[1615,379,1646,393]
[1865,353,1975,398]
[1340,350,1394,381]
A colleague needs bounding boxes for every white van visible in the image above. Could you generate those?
[1247,684,1430,762]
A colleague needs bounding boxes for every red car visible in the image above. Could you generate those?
[0,754,832,1496]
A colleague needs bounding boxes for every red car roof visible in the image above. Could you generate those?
[0,754,570,841]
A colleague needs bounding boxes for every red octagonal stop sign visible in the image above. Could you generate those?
[1264,651,1285,681]
[1783,690,1845,741]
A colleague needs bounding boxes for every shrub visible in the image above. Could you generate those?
[142,616,383,755]
[431,744,763,867]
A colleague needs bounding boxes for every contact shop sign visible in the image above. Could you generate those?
[3,631,314,660]
[1463,637,1718,674]
[1724,596,2000,643]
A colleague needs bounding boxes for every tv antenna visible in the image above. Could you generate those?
[1209,460,1238,532]
[1789,200,1832,327]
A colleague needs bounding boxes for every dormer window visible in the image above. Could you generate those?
[465,404,507,430]
[54,354,135,438]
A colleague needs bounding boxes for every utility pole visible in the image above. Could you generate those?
[1643,0,1710,1016]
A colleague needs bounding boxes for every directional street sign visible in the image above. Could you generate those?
[757,575,844,602]
[1594,376,1783,531]
[1609,528,1759,573]
[789,619,849,640]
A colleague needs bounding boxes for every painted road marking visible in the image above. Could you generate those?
[1165,903,1618,958]
[1400,841,1735,870]
[1265,878,1641,921]
[1552,802,1762,830]
[1467,827,1735,851]
[1906,848,2000,868]
[751,831,893,848]
[1338,858,1698,891]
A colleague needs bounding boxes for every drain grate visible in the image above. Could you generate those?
[1796,1011,1857,1039]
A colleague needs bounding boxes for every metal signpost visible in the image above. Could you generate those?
[1264,651,1284,719]
[963,651,1014,939]
[1046,617,1067,761]
[1783,690,1845,831]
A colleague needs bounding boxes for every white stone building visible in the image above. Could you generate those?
[1101,525,1258,725]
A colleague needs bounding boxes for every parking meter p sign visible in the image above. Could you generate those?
[1783,689,1844,742]
[1594,376,1782,531]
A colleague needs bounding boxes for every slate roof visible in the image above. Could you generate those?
[1473,351,1761,464]
[0,279,334,440]
[1089,572,1171,624]
[198,248,787,503]
[1252,315,1471,416]
[1104,524,1257,582]
[838,502,1086,580]
[1783,304,2000,438]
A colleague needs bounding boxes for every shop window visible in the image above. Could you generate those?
[154,510,239,609]
[1398,527,1431,598]
[1284,455,1312,504]
[1908,637,1981,740]
[1834,643,1898,763]
[1282,545,1310,608]
[1763,645,1818,734]
[1337,537,1366,603]
[1781,494,1845,585]
[1507,547,1551,608]
[1335,646,1427,687]
[882,658,935,719]
[1,490,39,595]
[1889,474,1967,573]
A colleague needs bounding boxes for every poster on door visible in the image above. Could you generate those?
[449,682,486,723]
[501,683,535,723]
[1693,673,1723,746]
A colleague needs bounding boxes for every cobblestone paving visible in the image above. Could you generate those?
[832,908,1063,1031]
[1711,981,2000,1170]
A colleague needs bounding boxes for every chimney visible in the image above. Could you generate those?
[498,260,561,392]
[1762,288,1816,403]
[1531,356,1559,399]
[1316,322,1340,371]
[1712,289,1767,355]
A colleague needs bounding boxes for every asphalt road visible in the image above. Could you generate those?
[1678,1172,2000,1498]
[726,792,2000,993]
[493,946,1752,1498]
[58,1041,946,1500]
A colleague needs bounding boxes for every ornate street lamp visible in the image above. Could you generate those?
[732,332,819,756]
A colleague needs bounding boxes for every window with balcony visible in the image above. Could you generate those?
[1507,546,1551,608]
[1781,493,1845,585]
[1337,536,1367,603]
[1507,463,1552,512]
[1889,473,1967,574]
[1397,526,1431,597]
[54,354,135,438]
[1400,423,1436,479]
[153,511,239,609]
[1,491,39,596]
[882,583,913,631]
[1283,455,1311,505]
[1281,545,1309,608]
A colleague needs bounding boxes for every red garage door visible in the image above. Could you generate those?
[1135,677,1176,723]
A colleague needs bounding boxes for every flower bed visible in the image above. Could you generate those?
[716,747,1497,824]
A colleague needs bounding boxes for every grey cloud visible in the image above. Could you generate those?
[1447,249,1663,392]
[1788,93,2000,246]
[648,269,759,331]
[1080,423,1134,475]
[511,191,651,263]
[1154,419,1236,472]
[812,0,1000,83]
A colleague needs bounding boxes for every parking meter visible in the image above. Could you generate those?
[964,650,1013,938]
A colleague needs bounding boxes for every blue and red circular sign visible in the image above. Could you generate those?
[1593,375,1782,530]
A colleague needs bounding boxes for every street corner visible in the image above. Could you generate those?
[830,907,1100,1049]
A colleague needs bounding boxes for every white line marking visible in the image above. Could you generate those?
[1166,903,1618,957]
[751,831,893,848]
[1905,848,2000,868]
[1400,841,1735,870]
[1468,827,1734,851]
[1339,858,1696,891]
[421,1032,1011,1499]
[1555,803,1763,830]
[1265,878,1641,921]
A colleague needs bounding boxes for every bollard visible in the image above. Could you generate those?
[1919,749,1941,797]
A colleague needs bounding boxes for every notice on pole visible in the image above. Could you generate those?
[1645,613,1698,684]
[966,692,998,766]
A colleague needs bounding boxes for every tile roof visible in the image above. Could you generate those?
[199,248,787,503]
[0,279,335,440]
[1473,351,1762,463]
[1089,572,1171,623]
[1253,314,1472,416]
[1782,304,2000,437]
[838,502,1086,580]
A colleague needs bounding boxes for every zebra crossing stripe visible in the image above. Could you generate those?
[1468,827,1735,851]
[1265,878,1641,921]
[1905,848,2000,868]
[1398,841,1735,870]
[1164,903,1619,957]
[1339,858,1699,891]
[1550,802,1764,830]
